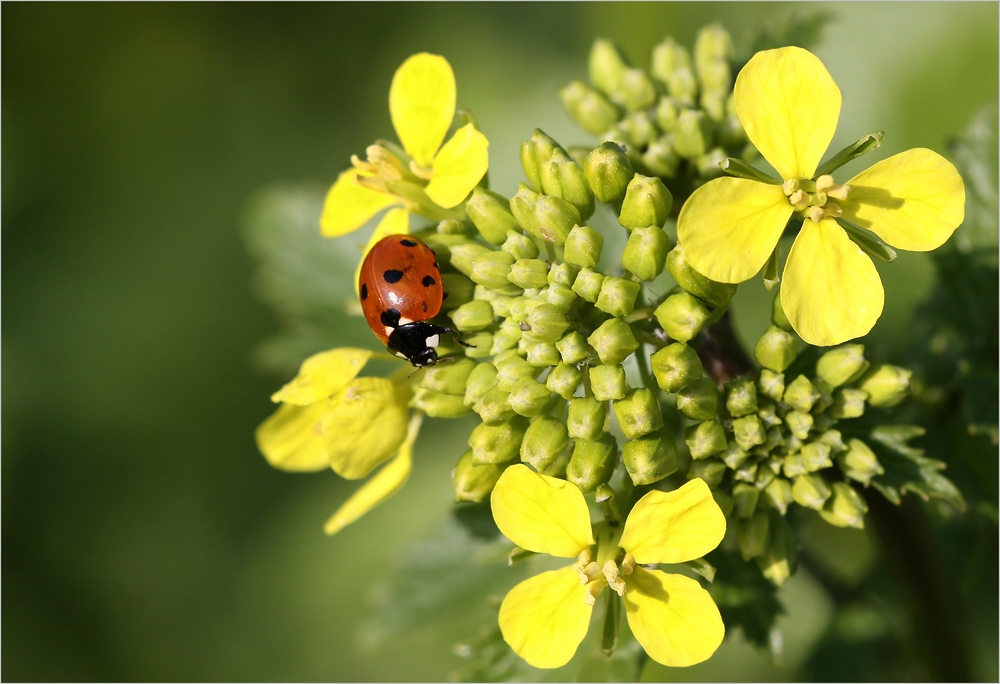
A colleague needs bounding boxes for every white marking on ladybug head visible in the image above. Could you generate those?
[425,334,440,348]
[395,351,408,359]
[384,325,395,336]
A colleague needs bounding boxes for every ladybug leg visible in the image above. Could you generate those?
[441,327,474,348]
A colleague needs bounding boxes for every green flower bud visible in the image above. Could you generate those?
[761,425,785,454]
[421,357,476,395]
[502,230,540,260]
[490,328,520,355]
[469,416,529,465]
[412,387,473,418]
[819,482,868,529]
[470,250,517,292]
[545,284,576,312]
[754,325,798,372]
[618,174,673,231]
[520,129,561,191]
[587,317,640,365]
[685,419,727,459]
[622,427,677,485]
[734,458,758,483]
[564,224,604,268]
[725,378,758,417]
[836,438,884,485]
[474,385,515,425]
[666,68,698,107]
[560,80,620,135]
[526,303,570,343]
[521,415,570,472]
[541,148,595,220]
[720,440,749,469]
[733,414,766,451]
[509,376,553,418]
[676,377,719,420]
[816,344,869,388]
[453,450,507,503]
[546,362,583,400]
[651,37,692,84]
[583,142,635,207]
[655,97,679,132]
[619,68,657,111]
[464,362,499,406]
[736,510,770,561]
[665,245,737,308]
[771,293,792,331]
[572,268,605,303]
[757,369,785,403]
[651,342,704,393]
[619,110,658,147]
[495,354,538,392]
[508,258,549,289]
[800,441,833,472]
[756,400,781,429]
[462,331,494,359]
[568,396,608,441]
[467,187,522,245]
[763,477,793,515]
[754,462,776,490]
[732,482,759,519]
[589,38,628,96]
[784,409,813,441]
[757,513,797,586]
[439,273,476,313]
[653,291,707,343]
[449,299,495,332]
[595,278,641,319]
[524,342,561,369]
[567,433,618,493]
[688,457,726,488]
[436,219,476,236]
[713,489,735,518]
[547,261,580,288]
[696,147,728,179]
[419,232,477,271]
[613,388,663,439]
[858,365,912,407]
[589,363,629,401]
[556,331,594,365]
[694,23,734,73]
[449,242,492,277]
[621,226,672,282]
[830,388,868,419]
[818,429,846,452]
[672,109,712,159]
[642,137,681,178]
[791,473,831,510]
[699,71,731,110]
[784,375,820,412]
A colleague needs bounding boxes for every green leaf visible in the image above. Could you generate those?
[946,100,999,256]
[866,425,966,512]
[705,547,783,648]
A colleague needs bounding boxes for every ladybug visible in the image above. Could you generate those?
[359,234,468,367]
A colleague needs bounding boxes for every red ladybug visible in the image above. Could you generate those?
[359,234,467,367]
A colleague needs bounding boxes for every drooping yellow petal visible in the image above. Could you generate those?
[619,478,726,565]
[353,207,411,296]
[324,413,421,535]
[735,46,841,179]
[676,177,793,283]
[255,401,329,472]
[321,377,410,479]
[498,566,593,669]
[425,124,489,209]
[840,148,966,251]
[781,219,884,347]
[389,53,456,168]
[490,464,595,558]
[623,568,725,668]
[270,348,374,405]
[320,170,399,237]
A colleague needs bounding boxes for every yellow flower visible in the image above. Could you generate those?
[490,465,726,669]
[319,52,490,239]
[255,347,420,534]
[677,46,965,346]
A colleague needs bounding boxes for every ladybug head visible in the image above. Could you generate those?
[387,322,448,368]
[409,346,440,367]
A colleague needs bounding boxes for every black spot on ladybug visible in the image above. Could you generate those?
[360,283,368,300]
[421,301,428,312]
[383,269,404,283]
[380,308,401,328]
[422,275,436,287]
[400,239,418,247]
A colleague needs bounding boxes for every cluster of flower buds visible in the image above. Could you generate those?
[560,27,753,204]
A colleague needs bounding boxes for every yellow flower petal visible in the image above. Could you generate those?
[781,219,884,347]
[490,464,595,558]
[619,478,726,565]
[255,401,329,472]
[840,148,966,251]
[324,414,421,535]
[623,567,725,668]
[320,170,399,237]
[321,377,410,479]
[389,53,456,168]
[498,566,593,669]
[425,124,489,209]
[353,207,411,296]
[676,177,793,283]
[735,46,841,179]
[270,348,374,405]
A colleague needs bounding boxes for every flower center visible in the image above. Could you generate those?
[782,174,850,223]
[571,547,636,606]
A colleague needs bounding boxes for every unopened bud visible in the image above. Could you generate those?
[556,332,593,365]
[665,245,737,308]
[508,258,549,290]
[685,419,727,459]
[546,362,583,400]
[474,385,514,426]
[698,60,732,98]
[421,357,476,396]
[469,416,529,465]
[642,136,681,177]
[587,317,640,365]
[666,68,698,106]
[560,80,620,135]
[655,291,711,343]
[676,377,719,420]
[470,250,516,291]
[785,409,813,440]
[757,369,785,403]
[763,477,793,515]
[449,299,495,331]
[672,109,713,159]
[453,450,507,503]
[619,68,657,111]
[467,187,521,245]
[589,38,628,96]
[502,231,539,261]
[568,396,608,441]
[754,325,798,372]
[618,174,673,230]
[784,375,820,412]
[566,433,618,493]
[590,363,629,401]
[816,344,869,387]
[583,142,634,204]
[546,283,577,312]
[622,226,672,282]
[461,330,493,359]
[439,273,476,313]
[720,440,749,469]
[858,365,912,407]
[734,459,758,483]
[464,362,499,407]
[757,512,796,586]
[623,427,677,485]
[733,482,760,519]
[572,268,605,303]
[595,277,641,318]
[830,388,867,419]
[696,147,728,179]
[737,510,770,560]
[448,242,492,277]
[413,387,473,418]
[791,473,831,510]
[651,37,692,84]
[689,457,727,488]
[694,23,734,70]
[495,354,538,392]
[564,224,604,268]
[725,378,758,417]
[771,292,793,331]
[490,328,520,355]
[520,129,561,191]
[837,438,884,485]
[524,341,561,369]
[541,148,595,220]
[613,388,663,439]
[733,414,766,451]
[651,342,705,392]
[819,482,868,529]
[509,184,579,246]
[800,441,833,472]
[523,303,569,343]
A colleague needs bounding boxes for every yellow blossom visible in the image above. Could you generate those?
[491,465,726,669]
[677,46,965,346]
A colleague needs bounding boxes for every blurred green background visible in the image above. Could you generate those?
[3,3,997,681]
